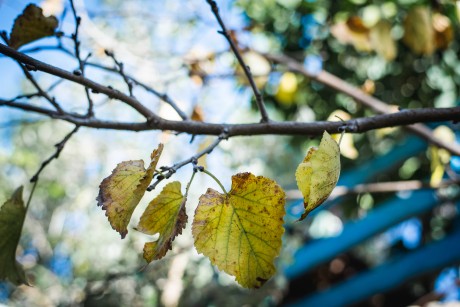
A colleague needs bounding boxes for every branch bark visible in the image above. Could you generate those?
[1,43,459,154]
[2,98,459,139]
[264,53,460,156]
[0,43,157,121]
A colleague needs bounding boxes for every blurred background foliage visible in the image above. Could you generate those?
[1,0,460,306]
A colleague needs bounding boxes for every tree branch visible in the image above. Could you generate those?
[2,98,459,140]
[86,61,188,120]
[147,132,228,191]
[264,53,460,156]
[104,50,134,97]
[69,0,94,117]
[1,43,459,154]
[0,43,158,121]
[206,0,270,123]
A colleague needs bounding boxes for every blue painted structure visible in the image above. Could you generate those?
[284,190,438,279]
[288,224,460,307]
[283,134,460,305]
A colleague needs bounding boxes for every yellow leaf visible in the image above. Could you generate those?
[97,144,164,238]
[361,79,376,95]
[370,20,397,61]
[327,110,358,160]
[331,17,372,52]
[433,13,453,50]
[295,131,341,220]
[275,72,298,106]
[191,105,204,122]
[0,187,29,286]
[429,126,455,186]
[137,181,187,262]
[403,6,434,55]
[192,172,285,289]
[9,4,59,50]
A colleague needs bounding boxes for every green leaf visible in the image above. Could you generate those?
[0,187,29,286]
[192,172,286,289]
[9,4,59,50]
[295,131,341,220]
[97,144,163,238]
[137,181,187,262]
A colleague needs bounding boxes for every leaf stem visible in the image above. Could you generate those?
[338,130,345,147]
[202,169,228,195]
[25,180,38,211]
[185,170,197,198]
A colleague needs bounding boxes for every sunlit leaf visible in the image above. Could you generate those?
[361,79,376,95]
[327,111,358,160]
[370,20,396,61]
[402,6,434,55]
[430,126,455,186]
[137,181,187,262]
[331,17,372,52]
[192,172,285,289]
[296,131,341,220]
[97,144,164,238]
[9,4,59,50]
[275,72,298,106]
[191,105,204,122]
[433,13,453,51]
[0,187,29,286]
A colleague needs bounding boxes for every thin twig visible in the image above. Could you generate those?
[1,44,460,153]
[86,61,188,120]
[104,50,134,97]
[206,0,270,123]
[0,32,64,113]
[0,43,158,120]
[69,0,94,117]
[147,132,228,191]
[30,125,80,182]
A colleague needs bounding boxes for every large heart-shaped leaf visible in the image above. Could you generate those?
[192,172,285,289]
